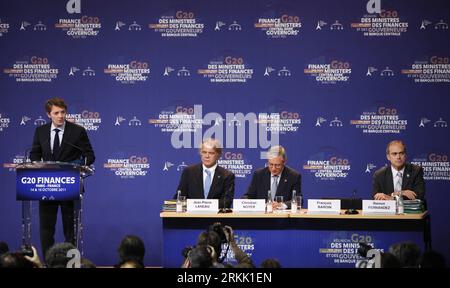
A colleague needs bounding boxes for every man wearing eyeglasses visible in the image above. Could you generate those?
[373,140,425,200]
[174,138,235,208]
[243,145,301,202]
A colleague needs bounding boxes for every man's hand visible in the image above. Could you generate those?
[272,202,286,209]
[374,193,393,200]
[224,225,234,243]
[24,246,44,268]
[395,190,417,200]
[181,257,190,268]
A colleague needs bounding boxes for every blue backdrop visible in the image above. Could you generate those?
[1,0,449,266]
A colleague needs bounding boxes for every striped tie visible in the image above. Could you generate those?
[270,175,278,201]
[395,171,403,192]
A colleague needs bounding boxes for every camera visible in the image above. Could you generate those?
[357,242,373,258]
[20,245,34,258]
[181,246,194,258]
[208,222,230,244]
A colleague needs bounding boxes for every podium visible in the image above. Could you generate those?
[16,161,93,256]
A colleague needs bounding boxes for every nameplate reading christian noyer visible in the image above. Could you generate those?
[362,200,396,215]
[233,199,266,213]
[307,199,341,214]
[187,199,219,213]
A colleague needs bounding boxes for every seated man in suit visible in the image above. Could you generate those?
[174,138,235,208]
[243,145,301,205]
[373,140,425,201]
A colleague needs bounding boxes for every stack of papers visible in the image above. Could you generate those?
[403,199,424,214]
[162,200,177,212]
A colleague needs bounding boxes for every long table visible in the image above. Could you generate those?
[160,210,430,268]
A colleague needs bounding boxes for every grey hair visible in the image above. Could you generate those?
[266,145,286,160]
[199,138,223,156]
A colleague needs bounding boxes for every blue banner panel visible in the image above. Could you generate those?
[162,217,426,268]
[16,168,81,201]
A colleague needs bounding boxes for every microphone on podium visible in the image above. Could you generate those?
[63,141,87,166]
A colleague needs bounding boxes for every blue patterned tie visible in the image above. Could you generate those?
[204,169,212,199]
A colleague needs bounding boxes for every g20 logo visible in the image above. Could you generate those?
[81,110,100,119]
[330,157,349,165]
[176,11,194,19]
[176,106,194,115]
[379,10,398,18]
[81,16,100,24]
[378,107,397,115]
[129,156,148,164]
[428,153,448,162]
[351,233,372,243]
[430,56,449,64]
[130,61,149,69]
[31,56,48,64]
[280,111,300,119]
[224,152,243,160]
[331,60,350,69]
[281,15,300,23]
[225,56,243,65]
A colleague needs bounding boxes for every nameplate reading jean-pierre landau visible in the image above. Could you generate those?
[307,199,341,215]
[187,199,219,213]
[233,199,266,213]
[362,200,396,215]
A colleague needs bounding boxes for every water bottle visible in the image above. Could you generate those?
[291,190,298,213]
[396,192,404,215]
[176,190,183,213]
[266,190,273,213]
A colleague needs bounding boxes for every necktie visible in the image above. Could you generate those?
[271,175,278,201]
[53,128,60,159]
[395,171,403,192]
[204,169,212,199]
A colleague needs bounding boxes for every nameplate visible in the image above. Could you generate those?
[307,199,341,214]
[187,199,219,213]
[362,200,396,215]
[233,199,266,213]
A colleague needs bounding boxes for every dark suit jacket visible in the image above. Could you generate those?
[174,163,235,208]
[372,163,425,200]
[243,166,301,201]
[30,121,95,165]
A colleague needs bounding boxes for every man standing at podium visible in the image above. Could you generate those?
[373,140,425,201]
[30,97,95,258]
[175,138,235,208]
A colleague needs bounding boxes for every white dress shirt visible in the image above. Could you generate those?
[50,122,65,153]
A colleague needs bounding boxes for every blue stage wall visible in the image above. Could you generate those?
[1,0,449,266]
